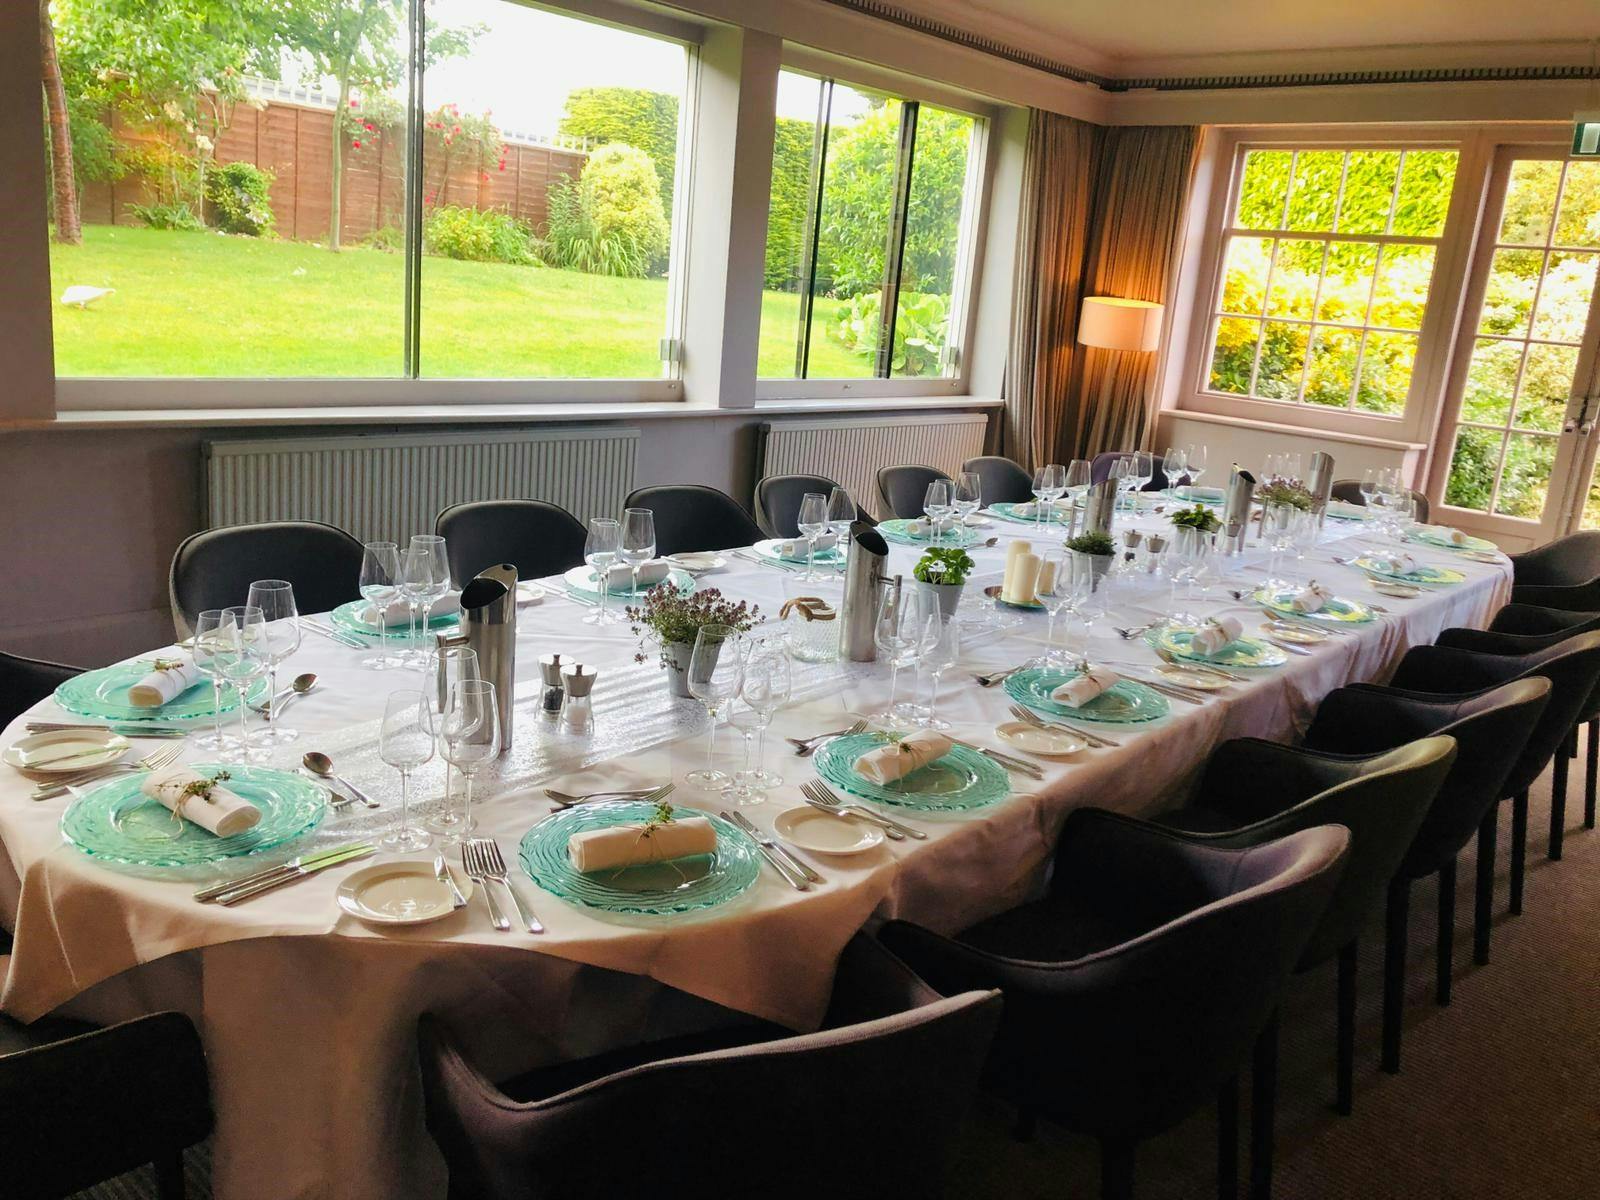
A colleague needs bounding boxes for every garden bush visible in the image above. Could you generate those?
[542,143,668,278]
[205,161,275,236]
[833,289,949,377]
[423,205,539,266]
[130,201,204,231]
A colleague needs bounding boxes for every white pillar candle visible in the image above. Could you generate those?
[1004,553,1041,605]
[1002,539,1034,598]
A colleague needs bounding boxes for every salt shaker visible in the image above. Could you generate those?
[539,654,564,716]
[560,663,597,733]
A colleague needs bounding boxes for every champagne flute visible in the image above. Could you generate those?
[686,624,740,790]
[584,517,622,627]
[191,608,238,753]
[953,471,982,527]
[424,645,479,837]
[743,642,791,789]
[440,679,499,843]
[917,611,960,731]
[245,579,301,745]
[217,605,270,764]
[379,689,435,853]
[727,645,791,803]
[359,541,402,670]
[1067,554,1107,658]
[1036,551,1074,666]
[620,507,656,599]
[401,535,451,667]
[797,491,830,581]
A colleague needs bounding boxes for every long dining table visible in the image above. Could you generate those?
[0,501,1512,1200]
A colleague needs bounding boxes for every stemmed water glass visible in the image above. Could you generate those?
[726,644,791,803]
[872,585,934,726]
[424,645,479,837]
[379,689,435,853]
[440,679,499,843]
[1036,551,1074,666]
[359,541,402,670]
[796,491,830,581]
[686,624,740,790]
[245,579,301,746]
[190,609,238,753]
[1067,554,1108,658]
[1261,503,1301,591]
[620,507,656,598]
[1129,451,1154,511]
[1031,464,1065,530]
[827,486,855,543]
[923,479,953,547]
[953,472,982,527]
[401,535,451,667]
[1163,446,1187,499]
[916,612,961,731]
[584,517,622,626]
[217,605,270,764]
[1185,444,1208,488]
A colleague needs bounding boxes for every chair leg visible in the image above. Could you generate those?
[1586,718,1597,830]
[1436,859,1456,1007]
[1382,881,1409,1075]
[1100,1137,1136,1200]
[1510,791,1528,916]
[154,1151,187,1200]
[1336,941,1357,1113]
[1249,1013,1279,1200]
[1218,1078,1240,1200]
[1474,809,1497,966]
[1551,732,1571,861]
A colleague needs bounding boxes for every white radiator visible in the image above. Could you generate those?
[204,428,639,544]
[758,413,989,519]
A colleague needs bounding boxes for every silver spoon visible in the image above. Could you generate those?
[302,751,380,808]
[251,672,318,717]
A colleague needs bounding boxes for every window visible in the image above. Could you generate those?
[757,71,982,383]
[1202,145,1460,416]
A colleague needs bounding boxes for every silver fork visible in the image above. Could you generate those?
[1008,703,1121,749]
[1115,621,1163,640]
[786,719,868,756]
[544,783,669,807]
[31,743,184,801]
[799,782,906,841]
[468,838,544,934]
[801,780,926,840]
[973,663,1031,687]
[460,842,510,932]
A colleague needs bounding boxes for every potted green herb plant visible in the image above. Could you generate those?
[1065,530,1116,588]
[912,546,975,618]
[627,584,760,698]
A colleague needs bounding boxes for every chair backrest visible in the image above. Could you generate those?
[1487,603,1600,641]
[1087,451,1172,491]
[1,651,82,730]
[419,936,1001,1200]
[622,485,765,556]
[1510,529,1600,588]
[1329,479,1431,523]
[0,1011,212,1200]
[960,456,1033,505]
[168,520,365,639]
[752,474,869,539]
[435,500,587,584]
[876,465,951,520]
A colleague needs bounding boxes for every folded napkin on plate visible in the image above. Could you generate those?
[1418,524,1468,546]
[1191,617,1243,657]
[1051,667,1120,708]
[361,591,462,628]
[1326,500,1368,519]
[567,816,717,873]
[1291,581,1334,613]
[127,660,202,707]
[141,766,261,838]
[599,559,671,591]
[1013,501,1073,519]
[903,519,933,538]
[1369,553,1420,576]
[854,731,953,784]
[776,530,840,558]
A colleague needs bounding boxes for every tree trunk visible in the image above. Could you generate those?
[38,0,80,244]
[328,75,349,250]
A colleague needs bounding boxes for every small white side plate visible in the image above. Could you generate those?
[337,861,472,925]
[4,729,129,775]
[666,552,727,573]
[1370,580,1421,598]
[516,581,547,607]
[1260,622,1327,645]
[996,721,1086,758]
[773,807,885,856]
[1154,665,1229,691]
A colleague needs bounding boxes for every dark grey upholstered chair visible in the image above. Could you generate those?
[752,474,871,539]
[1386,632,1600,916]
[0,1011,212,1200]
[961,456,1033,505]
[1509,529,1600,588]
[1329,479,1432,523]
[1301,678,1549,1068]
[1,651,82,730]
[168,520,364,639]
[435,500,587,584]
[622,485,764,556]
[876,465,951,520]
[418,934,1001,1200]
[1158,736,1454,1130]
[879,810,1350,1200]
[1089,451,1178,492]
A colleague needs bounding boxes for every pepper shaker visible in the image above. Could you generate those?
[539,653,564,716]
[560,663,597,733]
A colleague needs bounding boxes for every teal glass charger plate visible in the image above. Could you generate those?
[812,732,1010,812]
[752,539,846,565]
[1171,486,1225,505]
[876,519,982,547]
[1146,627,1287,668]
[1405,529,1497,553]
[54,662,267,723]
[988,502,1071,526]
[331,601,461,643]
[61,763,325,869]
[1254,587,1375,624]
[519,801,759,915]
[563,565,698,600]
[1004,667,1171,724]
[1352,556,1465,585]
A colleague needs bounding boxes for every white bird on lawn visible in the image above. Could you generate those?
[60,285,115,309]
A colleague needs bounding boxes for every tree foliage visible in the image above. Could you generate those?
[542,143,669,278]
[764,116,815,291]
[558,87,679,207]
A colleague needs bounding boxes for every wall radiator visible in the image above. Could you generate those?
[758,413,989,519]
[204,427,639,544]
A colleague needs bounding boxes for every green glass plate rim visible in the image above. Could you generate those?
[1146,627,1287,668]
[754,540,846,565]
[988,502,1070,526]
[567,566,699,600]
[812,732,1011,812]
[54,663,269,723]
[876,519,982,547]
[1253,588,1375,623]
[1003,667,1172,724]
[330,601,461,641]
[1353,558,1465,585]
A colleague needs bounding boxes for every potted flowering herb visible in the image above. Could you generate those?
[912,547,975,618]
[1065,529,1116,587]
[626,584,760,698]
[1169,503,1221,534]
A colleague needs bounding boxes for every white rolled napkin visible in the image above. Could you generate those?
[1419,524,1467,546]
[1051,666,1120,709]
[567,815,717,873]
[1191,617,1243,657]
[141,766,261,838]
[599,560,670,591]
[776,531,840,559]
[1369,553,1420,576]
[1291,581,1334,613]
[127,660,202,707]
[362,591,462,628]
[854,731,953,785]
[904,519,932,538]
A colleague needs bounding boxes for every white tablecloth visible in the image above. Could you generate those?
[0,508,1511,1200]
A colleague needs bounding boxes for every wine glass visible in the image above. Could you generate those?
[1063,459,1092,535]
[726,645,791,803]
[400,535,451,667]
[424,645,479,838]
[916,611,961,731]
[1185,444,1208,487]
[953,471,982,527]
[827,486,855,542]
[1067,554,1108,657]
[620,507,656,598]
[1031,464,1065,530]
[190,609,239,753]
[1162,446,1187,500]
[686,624,741,790]
[359,541,402,670]
[217,605,270,764]
[797,491,830,581]
[584,517,622,627]
[1036,551,1074,666]
[379,689,435,853]
[440,679,499,843]
[1360,467,1380,510]
[872,585,933,726]
[923,480,953,547]
[1109,455,1135,512]
[245,579,301,746]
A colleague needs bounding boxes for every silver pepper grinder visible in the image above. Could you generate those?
[560,663,596,733]
[539,654,564,717]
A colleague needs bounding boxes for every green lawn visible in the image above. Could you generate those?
[47,224,865,379]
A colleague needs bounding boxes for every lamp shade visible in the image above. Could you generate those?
[1078,296,1164,352]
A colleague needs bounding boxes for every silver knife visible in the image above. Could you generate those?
[215,844,376,905]
[27,723,189,738]
[727,810,823,884]
[195,842,373,903]
[722,810,808,890]
[434,854,469,909]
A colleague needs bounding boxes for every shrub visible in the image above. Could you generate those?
[423,205,538,265]
[832,289,949,377]
[130,201,204,231]
[205,161,275,236]
[542,143,669,278]
[362,225,404,253]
